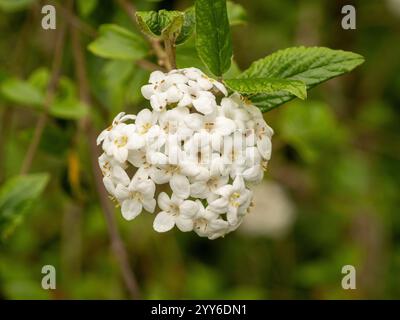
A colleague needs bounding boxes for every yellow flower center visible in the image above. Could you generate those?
[229,192,241,207]
[139,122,152,135]
[115,136,128,148]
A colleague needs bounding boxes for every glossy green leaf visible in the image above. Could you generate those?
[176,38,240,77]
[88,24,149,61]
[195,0,232,76]
[176,8,195,44]
[224,78,307,100]
[136,9,192,44]
[239,46,364,112]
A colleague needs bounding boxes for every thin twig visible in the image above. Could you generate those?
[55,2,97,38]
[70,15,141,300]
[136,59,167,72]
[20,8,68,175]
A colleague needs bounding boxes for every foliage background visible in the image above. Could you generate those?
[0,0,399,299]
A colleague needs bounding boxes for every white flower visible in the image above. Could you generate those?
[135,108,157,135]
[97,112,136,146]
[114,173,156,220]
[184,112,236,138]
[254,120,274,160]
[158,106,192,140]
[242,146,266,183]
[193,202,229,239]
[190,172,229,199]
[102,123,144,163]
[209,176,252,225]
[182,68,228,96]
[153,192,199,232]
[152,161,199,199]
[98,67,274,239]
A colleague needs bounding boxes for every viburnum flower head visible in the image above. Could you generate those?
[97,67,273,239]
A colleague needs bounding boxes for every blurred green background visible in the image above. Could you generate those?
[0,0,399,299]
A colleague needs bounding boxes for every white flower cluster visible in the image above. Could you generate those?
[97,68,273,239]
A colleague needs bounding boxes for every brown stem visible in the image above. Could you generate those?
[164,38,176,70]
[136,59,167,72]
[20,8,68,175]
[70,15,141,300]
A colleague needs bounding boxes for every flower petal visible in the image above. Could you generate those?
[190,181,208,198]
[149,70,165,84]
[209,197,229,213]
[257,136,272,160]
[215,116,236,136]
[103,176,116,195]
[141,84,155,99]
[114,183,130,200]
[227,206,239,225]
[157,192,171,211]
[175,217,194,232]
[113,147,128,163]
[112,166,130,186]
[143,198,156,213]
[121,199,142,220]
[170,174,190,199]
[153,211,175,232]
[151,168,171,184]
[136,179,156,198]
[180,200,199,218]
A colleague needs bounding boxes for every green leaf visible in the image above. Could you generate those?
[77,0,98,17]
[195,0,232,76]
[224,78,307,100]
[0,173,49,240]
[88,24,148,61]
[136,10,192,44]
[227,1,247,26]
[0,0,35,12]
[160,10,184,42]
[136,11,160,38]
[176,8,195,44]
[28,67,50,91]
[49,77,88,120]
[176,37,240,77]
[0,78,44,107]
[49,99,88,120]
[239,46,364,112]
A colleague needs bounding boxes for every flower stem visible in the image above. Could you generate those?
[164,38,177,70]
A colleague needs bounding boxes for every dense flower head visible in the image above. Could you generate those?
[97,67,273,239]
